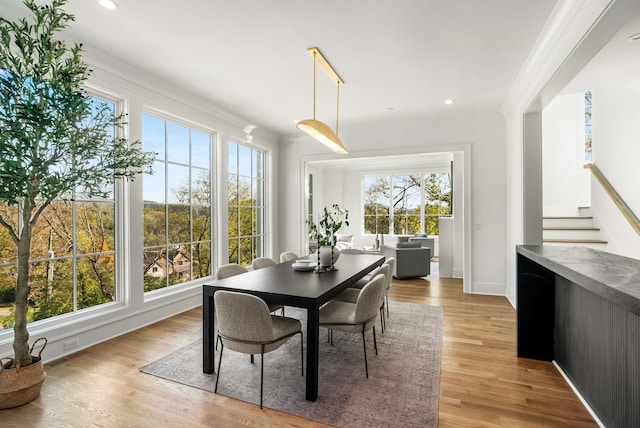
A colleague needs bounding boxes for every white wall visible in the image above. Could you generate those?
[542,93,591,216]
[279,112,507,295]
[452,151,465,278]
[0,51,281,363]
[503,0,635,308]
[589,86,640,258]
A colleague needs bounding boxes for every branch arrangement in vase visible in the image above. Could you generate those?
[307,204,349,247]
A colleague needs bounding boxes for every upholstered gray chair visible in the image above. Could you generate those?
[319,273,386,378]
[333,264,391,332]
[248,258,284,315]
[381,257,396,318]
[215,263,282,325]
[251,257,277,270]
[334,264,390,304]
[279,251,299,263]
[380,244,430,279]
[214,291,303,408]
[216,263,249,280]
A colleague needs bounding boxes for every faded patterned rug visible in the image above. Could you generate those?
[141,302,442,428]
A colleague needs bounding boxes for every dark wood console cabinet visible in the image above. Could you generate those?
[517,245,640,428]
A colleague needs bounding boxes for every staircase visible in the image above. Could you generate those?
[543,207,608,249]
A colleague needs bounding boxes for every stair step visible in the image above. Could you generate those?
[543,216,596,228]
[543,216,593,220]
[543,239,608,244]
[543,227,600,231]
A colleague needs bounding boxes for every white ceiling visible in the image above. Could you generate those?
[562,13,640,94]
[3,0,558,137]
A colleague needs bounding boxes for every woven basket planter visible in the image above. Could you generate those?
[0,338,47,410]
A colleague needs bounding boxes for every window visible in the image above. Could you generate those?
[0,95,119,330]
[142,114,213,292]
[392,175,422,235]
[306,171,315,227]
[228,142,265,266]
[585,91,592,162]
[363,172,451,236]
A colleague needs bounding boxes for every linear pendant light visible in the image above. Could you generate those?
[296,47,348,154]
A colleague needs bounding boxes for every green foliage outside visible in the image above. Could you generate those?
[227,146,264,266]
[0,0,154,366]
[363,173,451,236]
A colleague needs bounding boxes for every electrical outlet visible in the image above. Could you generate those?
[63,338,80,351]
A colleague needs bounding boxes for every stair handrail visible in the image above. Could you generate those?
[584,163,640,236]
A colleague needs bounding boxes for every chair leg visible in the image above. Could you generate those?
[373,326,378,356]
[214,340,224,393]
[362,326,369,378]
[385,295,390,317]
[215,334,220,351]
[282,307,285,316]
[379,307,385,332]
[260,346,265,409]
[250,354,254,364]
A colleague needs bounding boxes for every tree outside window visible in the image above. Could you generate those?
[142,114,213,292]
[363,176,391,235]
[0,95,118,330]
[362,172,451,236]
[228,142,265,266]
[585,91,592,162]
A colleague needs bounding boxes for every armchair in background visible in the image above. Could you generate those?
[334,234,353,250]
[380,243,430,279]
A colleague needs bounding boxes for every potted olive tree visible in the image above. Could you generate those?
[0,0,154,408]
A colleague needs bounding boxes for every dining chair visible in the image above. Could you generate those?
[279,251,299,263]
[333,264,389,304]
[214,290,303,408]
[251,257,277,270]
[381,257,396,318]
[249,257,285,315]
[332,264,390,332]
[216,263,249,280]
[319,273,386,378]
[214,263,282,349]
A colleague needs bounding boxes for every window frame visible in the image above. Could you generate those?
[361,168,452,236]
[226,138,267,266]
[0,86,129,334]
[141,111,216,293]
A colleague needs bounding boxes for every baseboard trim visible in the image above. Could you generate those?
[470,281,506,296]
[553,361,605,428]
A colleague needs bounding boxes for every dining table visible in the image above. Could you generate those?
[202,253,385,401]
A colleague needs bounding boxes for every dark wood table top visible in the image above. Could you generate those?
[203,253,385,307]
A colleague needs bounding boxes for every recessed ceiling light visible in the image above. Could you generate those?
[444,99,454,105]
[98,0,118,10]
[628,33,640,42]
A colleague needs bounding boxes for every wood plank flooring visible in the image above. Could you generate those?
[1,276,597,427]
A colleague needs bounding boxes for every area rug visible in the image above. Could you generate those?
[141,302,442,428]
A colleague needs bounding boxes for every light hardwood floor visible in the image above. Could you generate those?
[1,276,597,427]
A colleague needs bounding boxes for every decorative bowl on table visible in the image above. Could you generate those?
[292,259,316,271]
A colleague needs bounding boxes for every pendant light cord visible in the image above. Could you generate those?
[336,82,340,136]
[312,50,317,120]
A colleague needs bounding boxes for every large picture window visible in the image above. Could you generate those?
[0,95,119,330]
[363,172,451,236]
[142,114,213,292]
[228,142,265,266]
